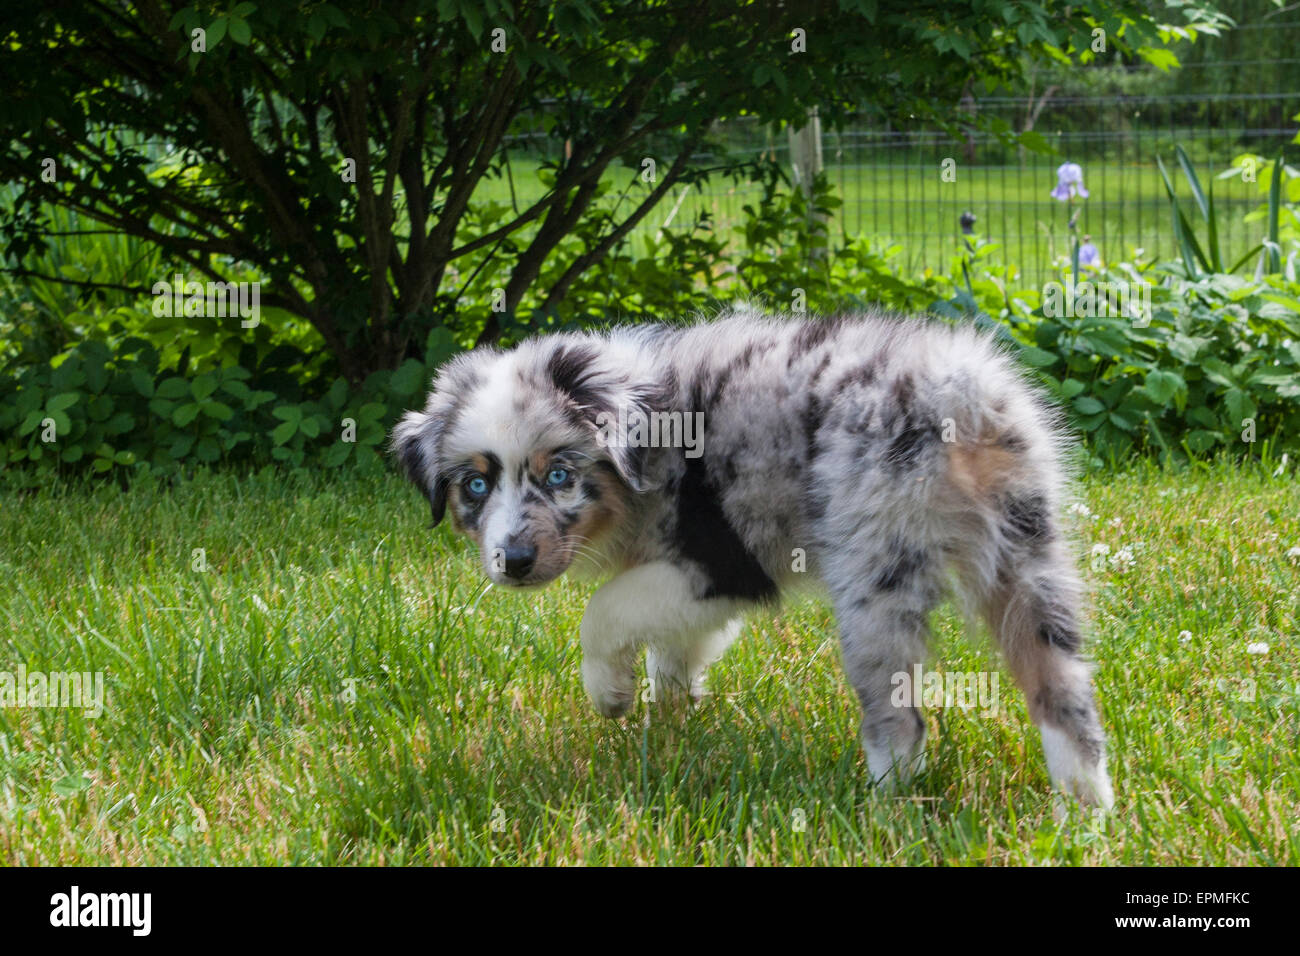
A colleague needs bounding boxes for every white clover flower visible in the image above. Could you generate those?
[1089,542,1111,571]
[1110,546,1136,574]
[1108,517,1123,529]
[1247,642,1270,655]
[1286,546,1300,566]
[1178,630,1193,645]
[1068,502,1093,519]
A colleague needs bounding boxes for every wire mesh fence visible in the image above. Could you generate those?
[677,91,1298,289]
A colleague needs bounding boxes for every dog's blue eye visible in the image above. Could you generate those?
[545,467,569,487]
[466,475,489,497]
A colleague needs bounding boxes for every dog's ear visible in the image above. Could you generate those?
[593,382,665,494]
[390,409,448,525]
[548,344,664,494]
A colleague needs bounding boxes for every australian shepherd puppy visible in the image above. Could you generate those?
[392,309,1114,808]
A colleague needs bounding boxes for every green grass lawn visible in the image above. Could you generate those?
[1,461,1296,865]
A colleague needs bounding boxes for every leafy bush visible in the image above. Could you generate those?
[1006,265,1300,465]
[0,325,461,486]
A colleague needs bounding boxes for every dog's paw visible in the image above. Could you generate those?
[1059,763,1115,813]
[582,656,636,719]
[1041,725,1115,812]
[590,690,634,719]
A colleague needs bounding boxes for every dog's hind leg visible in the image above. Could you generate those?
[978,504,1114,810]
[580,561,742,718]
[824,536,946,788]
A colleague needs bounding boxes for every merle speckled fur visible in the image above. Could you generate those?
[390,308,1115,809]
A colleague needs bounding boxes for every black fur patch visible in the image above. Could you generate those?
[802,392,825,460]
[878,373,941,470]
[891,373,916,413]
[394,417,448,525]
[831,359,880,394]
[883,422,937,470]
[708,339,775,406]
[807,350,833,388]
[675,454,777,602]
[547,344,607,423]
[1038,620,1082,653]
[872,541,929,592]
[789,316,842,361]
[806,486,829,522]
[1003,493,1052,547]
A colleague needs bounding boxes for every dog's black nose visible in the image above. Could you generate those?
[502,545,536,579]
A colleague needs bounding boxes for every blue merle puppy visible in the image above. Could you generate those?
[392,309,1114,809]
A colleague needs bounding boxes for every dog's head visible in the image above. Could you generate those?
[391,336,661,587]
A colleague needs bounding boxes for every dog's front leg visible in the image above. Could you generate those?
[579,561,735,718]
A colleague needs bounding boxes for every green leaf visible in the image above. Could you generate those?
[1078,411,1108,432]
[194,437,220,462]
[53,774,92,797]
[207,16,228,46]
[106,411,135,435]
[1174,144,1210,222]
[46,392,79,413]
[172,403,201,427]
[390,358,428,396]
[131,369,155,397]
[323,442,352,467]
[1224,388,1255,425]
[156,378,190,399]
[18,410,44,436]
[272,405,302,423]
[228,16,252,45]
[84,361,109,395]
[221,380,252,401]
[1073,396,1106,416]
[1267,150,1283,273]
[1018,346,1058,368]
[191,375,218,401]
[88,395,114,422]
[306,12,326,43]
[272,420,297,445]
[201,401,234,421]
[171,434,196,459]
[1156,154,1209,276]
[460,2,483,40]
[1143,369,1184,404]
[424,327,459,368]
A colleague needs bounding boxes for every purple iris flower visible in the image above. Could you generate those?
[1051,162,1089,200]
[1078,238,1100,268]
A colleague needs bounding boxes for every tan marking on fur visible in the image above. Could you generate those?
[947,440,1020,500]
[447,488,481,544]
[563,468,628,552]
[470,453,491,475]
[529,449,551,478]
